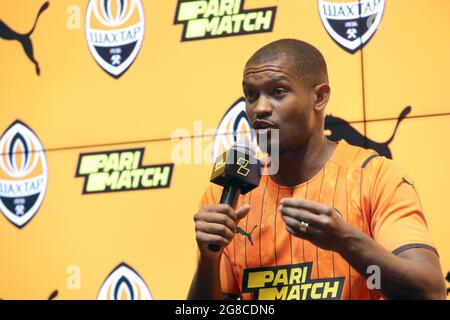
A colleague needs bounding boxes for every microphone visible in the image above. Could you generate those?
[208,141,263,252]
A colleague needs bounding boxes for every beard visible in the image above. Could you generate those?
[278,109,311,155]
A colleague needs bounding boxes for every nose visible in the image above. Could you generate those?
[253,95,272,119]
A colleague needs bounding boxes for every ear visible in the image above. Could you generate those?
[313,83,330,112]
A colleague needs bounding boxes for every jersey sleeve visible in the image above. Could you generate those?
[198,184,241,298]
[365,157,437,256]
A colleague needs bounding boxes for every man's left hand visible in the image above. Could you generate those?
[279,198,356,252]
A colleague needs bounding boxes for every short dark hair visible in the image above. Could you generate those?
[245,39,328,88]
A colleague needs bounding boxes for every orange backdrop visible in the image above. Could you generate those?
[0,0,449,299]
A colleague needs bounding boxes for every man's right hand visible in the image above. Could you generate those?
[194,204,251,259]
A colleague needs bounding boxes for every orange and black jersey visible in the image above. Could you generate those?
[199,141,437,300]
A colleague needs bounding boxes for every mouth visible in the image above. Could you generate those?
[252,120,278,150]
[252,120,277,131]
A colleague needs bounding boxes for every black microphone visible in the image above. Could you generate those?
[208,141,262,252]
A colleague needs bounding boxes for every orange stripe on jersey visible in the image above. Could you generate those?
[291,186,305,265]
[274,186,294,266]
[260,177,277,268]
[317,163,340,280]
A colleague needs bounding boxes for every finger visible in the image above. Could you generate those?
[235,204,251,221]
[282,216,322,237]
[194,212,237,232]
[281,198,333,216]
[196,221,235,240]
[196,231,230,247]
[279,206,326,226]
[285,224,302,238]
[201,204,236,219]
[334,208,343,219]
[285,225,314,242]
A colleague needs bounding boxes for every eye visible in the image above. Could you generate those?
[245,91,258,102]
[273,88,287,98]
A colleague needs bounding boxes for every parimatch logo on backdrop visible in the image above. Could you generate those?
[174,0,276,41]
[98,263,152,300]
[76,148,173,194]
[0,120,47,228]
[318,0,385,53]
[86,0,145,78]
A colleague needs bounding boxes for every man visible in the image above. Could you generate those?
[188,39,446,300]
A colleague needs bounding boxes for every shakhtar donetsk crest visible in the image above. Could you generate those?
[213,98,258,161]
[0,120,48,228]
[318,0,385,53]
[98,263,152,300]
[86,0,145,78]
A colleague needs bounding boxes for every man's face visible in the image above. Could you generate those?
[242,57,314,154]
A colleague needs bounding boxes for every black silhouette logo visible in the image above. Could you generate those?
[325,106,411,159]
[237,225,257,246]
[0,290,58,300]
[48,290,58,300]
[0,2,49,75]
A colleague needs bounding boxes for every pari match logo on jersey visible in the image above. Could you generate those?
[86,0,145,78]
[318,0,385,53]
[213,97,260,161]
[76,148,174,194]
[174,0,277,41]
[0,120,47,228]
[243,263,345,300]
[98,263,152,300]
